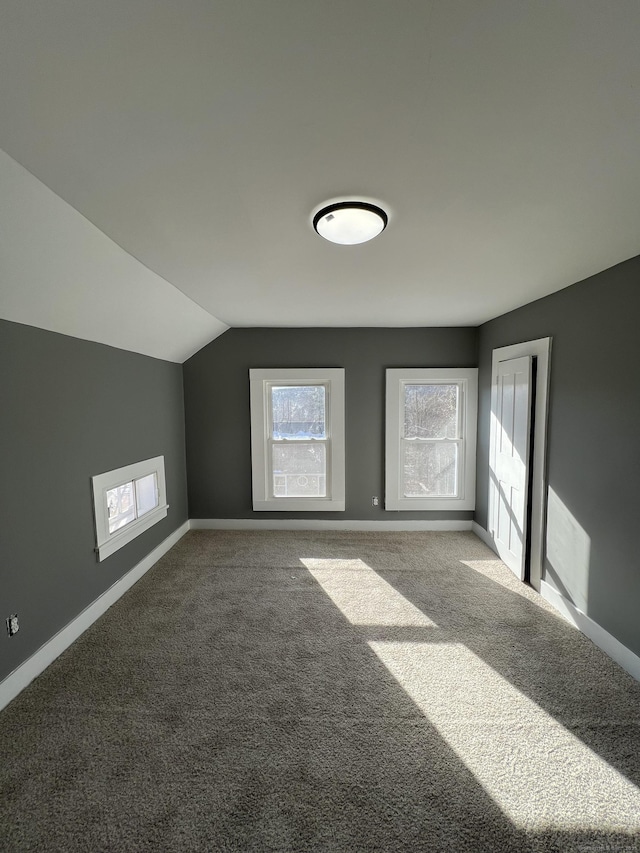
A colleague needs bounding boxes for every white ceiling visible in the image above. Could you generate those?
[1,0,639,360]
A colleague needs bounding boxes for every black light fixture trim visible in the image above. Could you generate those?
[312,201,388,234]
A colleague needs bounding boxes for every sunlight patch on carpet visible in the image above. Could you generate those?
[369,640,640,833]
[301,558,437,626]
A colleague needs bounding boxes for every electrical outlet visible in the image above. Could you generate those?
[6,614,19,637]
[372,496,379,506]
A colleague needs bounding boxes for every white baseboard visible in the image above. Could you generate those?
[189,518,473,532]
[0,521,190,713]
[540,580,640,682]
[471,521,498,553]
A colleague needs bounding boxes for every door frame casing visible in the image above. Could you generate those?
[489,338,552,591]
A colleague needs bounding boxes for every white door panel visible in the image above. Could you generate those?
[491,356,533,579]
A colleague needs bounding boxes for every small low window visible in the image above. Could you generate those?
[385,369,478,511]
[92,456,168,561]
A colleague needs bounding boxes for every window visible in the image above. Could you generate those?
[92,456,168,560]
[249,368,345,511]
[385,368,477,510]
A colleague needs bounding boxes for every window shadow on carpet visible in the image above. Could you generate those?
[1,529,639,852]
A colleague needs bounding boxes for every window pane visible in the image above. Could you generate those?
[135,473,158,517]
[271,385,326,439]
[402,442,458,497]
[272,443,326,497]
[107,482,136,534]
[404,384,459,439]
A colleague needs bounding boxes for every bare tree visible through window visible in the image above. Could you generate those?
[271,385,327,496]
[271,385,326,438]
[107,482,135,534]
[403,384,459,496]
[106,473,159,535]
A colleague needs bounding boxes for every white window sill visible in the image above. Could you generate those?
[385,497,475,511]
[253,499,345,512]
[96,504,169,561]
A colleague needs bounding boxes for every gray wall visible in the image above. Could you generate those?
[0,320,188,681]
[476,255,640,658]
[184,327,478,521]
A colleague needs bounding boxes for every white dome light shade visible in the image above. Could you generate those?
[313,201,388,245]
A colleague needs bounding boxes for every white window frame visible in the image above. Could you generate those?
[249,368,345,512]
[92,455,168,561]
[385,368,478,511]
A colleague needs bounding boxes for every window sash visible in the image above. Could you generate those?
[400,437,462,498]
[400,379,464,499]
[249,369,345,512]
[106,473,159,535]
[268,437,330,499]
[268,382,328,441]
[401,381,463,440]
[385,368,477,511]
[266,381,332,501]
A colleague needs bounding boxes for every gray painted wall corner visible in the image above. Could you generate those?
[0,319,189,682]
[183,327,479,522]
[475,254,640,658]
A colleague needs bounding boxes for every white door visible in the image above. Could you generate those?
[491,356,533,580]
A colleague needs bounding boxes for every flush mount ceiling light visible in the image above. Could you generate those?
[313,200,388,245]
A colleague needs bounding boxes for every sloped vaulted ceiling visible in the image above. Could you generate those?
[0,150,227,362]
[1,1,640,361]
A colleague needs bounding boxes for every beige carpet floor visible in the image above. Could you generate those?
[1,530,640,852]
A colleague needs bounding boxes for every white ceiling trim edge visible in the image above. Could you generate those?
[0,148,228,363]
